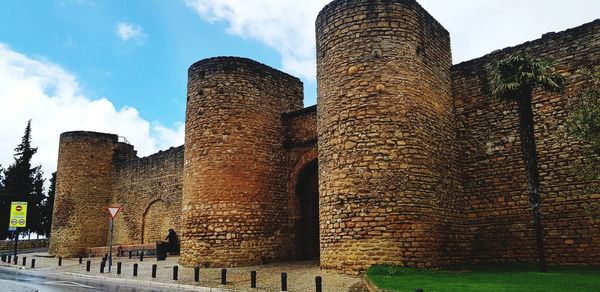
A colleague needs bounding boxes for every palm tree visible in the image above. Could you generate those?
[490,53,565,272]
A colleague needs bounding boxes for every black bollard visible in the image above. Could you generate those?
[31,259,35,269]
[7,255,11,264]
[100,261,105,273]
[140,251,144,262]
[128,251,132,259]
[117,262,122,274]
[79,256,83,264]
[281,272,288,291]
[250,271,257,288]
[172,265,178,281]
[1,255,5,262]
[152,264,157,278]
[133,263,138,276]
[315,276,322,292]
[13,256,18,265]
[22,256,26,266]
[86,260,91,272]
[221,268,227,284]
[194,267,200,282]
[58,257,62,266]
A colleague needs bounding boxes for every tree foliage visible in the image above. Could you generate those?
[566,66,600,184]
[491,53,565,100]
[0,121,49,239]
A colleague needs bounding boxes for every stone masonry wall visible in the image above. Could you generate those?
[181,57,304,267]
[316,0,466,273]
[283,106,318,260]
[49,132,119,257]
[111,146,183,245]
[0,239,48,252]
[453,20,600,264]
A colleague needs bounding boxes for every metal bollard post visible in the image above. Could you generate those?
[117,262,122,275]
[100,261,105,273]
[140,251,144,262]
[281,272,288,291]
[58,257,62,266]
[31,259,35,269]
[7,255,11,264]
[172,265,178,281]
[14,256,18,265]
[221,268,227,284]
[133,263,138,276]
[79,256,83,264]
[194,267,200,282]
[251,271,257,288]
[315,276,322,292]
[22,256,26,266]
[86,260,91,272]
[1,255,5,262]
[128,251,132,259]
[152,264,157,278]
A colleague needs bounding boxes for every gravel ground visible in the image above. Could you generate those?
[1,251,366,292]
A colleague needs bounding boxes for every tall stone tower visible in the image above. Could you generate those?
[180,57,304,267]
[49,132,120,256]
[316,0,465,273]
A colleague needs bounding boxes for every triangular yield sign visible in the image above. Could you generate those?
[107,207,121,219]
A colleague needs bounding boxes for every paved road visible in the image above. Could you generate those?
[0,267,184,292]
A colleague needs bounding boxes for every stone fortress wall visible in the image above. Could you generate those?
[49,0,600,273]
[453,19,600,264]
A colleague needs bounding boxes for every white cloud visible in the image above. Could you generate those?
[184,0,329,81]
[184,0,600,79]
[116,22,147,43]
[0,43,184,180]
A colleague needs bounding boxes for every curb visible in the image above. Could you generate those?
[0,264,238,292]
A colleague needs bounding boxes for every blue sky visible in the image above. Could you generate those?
[1,0,599,179]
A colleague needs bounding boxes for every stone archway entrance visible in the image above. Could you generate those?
[141,199,173,244]
[295,159,319,260]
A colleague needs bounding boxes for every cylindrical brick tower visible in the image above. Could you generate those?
[316,0,465,273]
[49,131,118,257]
[180,57,304,267]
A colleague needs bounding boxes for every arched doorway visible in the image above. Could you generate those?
[141,199,174,244]
[295,159,319,260]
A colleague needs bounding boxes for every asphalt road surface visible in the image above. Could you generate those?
[0,267,186,292]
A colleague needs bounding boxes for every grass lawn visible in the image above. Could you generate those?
[366,264,600,292]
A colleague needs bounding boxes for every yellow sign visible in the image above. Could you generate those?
[9,201,27,228]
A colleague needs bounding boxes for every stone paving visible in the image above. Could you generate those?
[0,251,366,292]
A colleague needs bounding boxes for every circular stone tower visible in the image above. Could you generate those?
[316,0,464,273]
[181,57,303,267]
[49,131,118,257]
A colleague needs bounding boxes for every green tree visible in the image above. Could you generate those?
[40,172,56,238]
[490,53,565,272]
[566,66,600,186]
[0,120,45,239]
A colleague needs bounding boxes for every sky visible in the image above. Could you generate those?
[0,0,599,183]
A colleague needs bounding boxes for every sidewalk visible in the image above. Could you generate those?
[0,251,365,292]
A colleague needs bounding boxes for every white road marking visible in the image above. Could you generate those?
[43,280,96,288]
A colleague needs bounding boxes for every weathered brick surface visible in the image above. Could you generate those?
[180,57,304,267]
[112,146,183,245]
[453,20,600,265]
[284,106,319,260]
[50,0,600,275]
[316,0,466,273]
[49,132,120,256]
[49,131,182,257]
[0,239,47,251]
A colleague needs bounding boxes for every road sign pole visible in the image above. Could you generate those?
[13,229,18,260]
[108,217,114,272]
